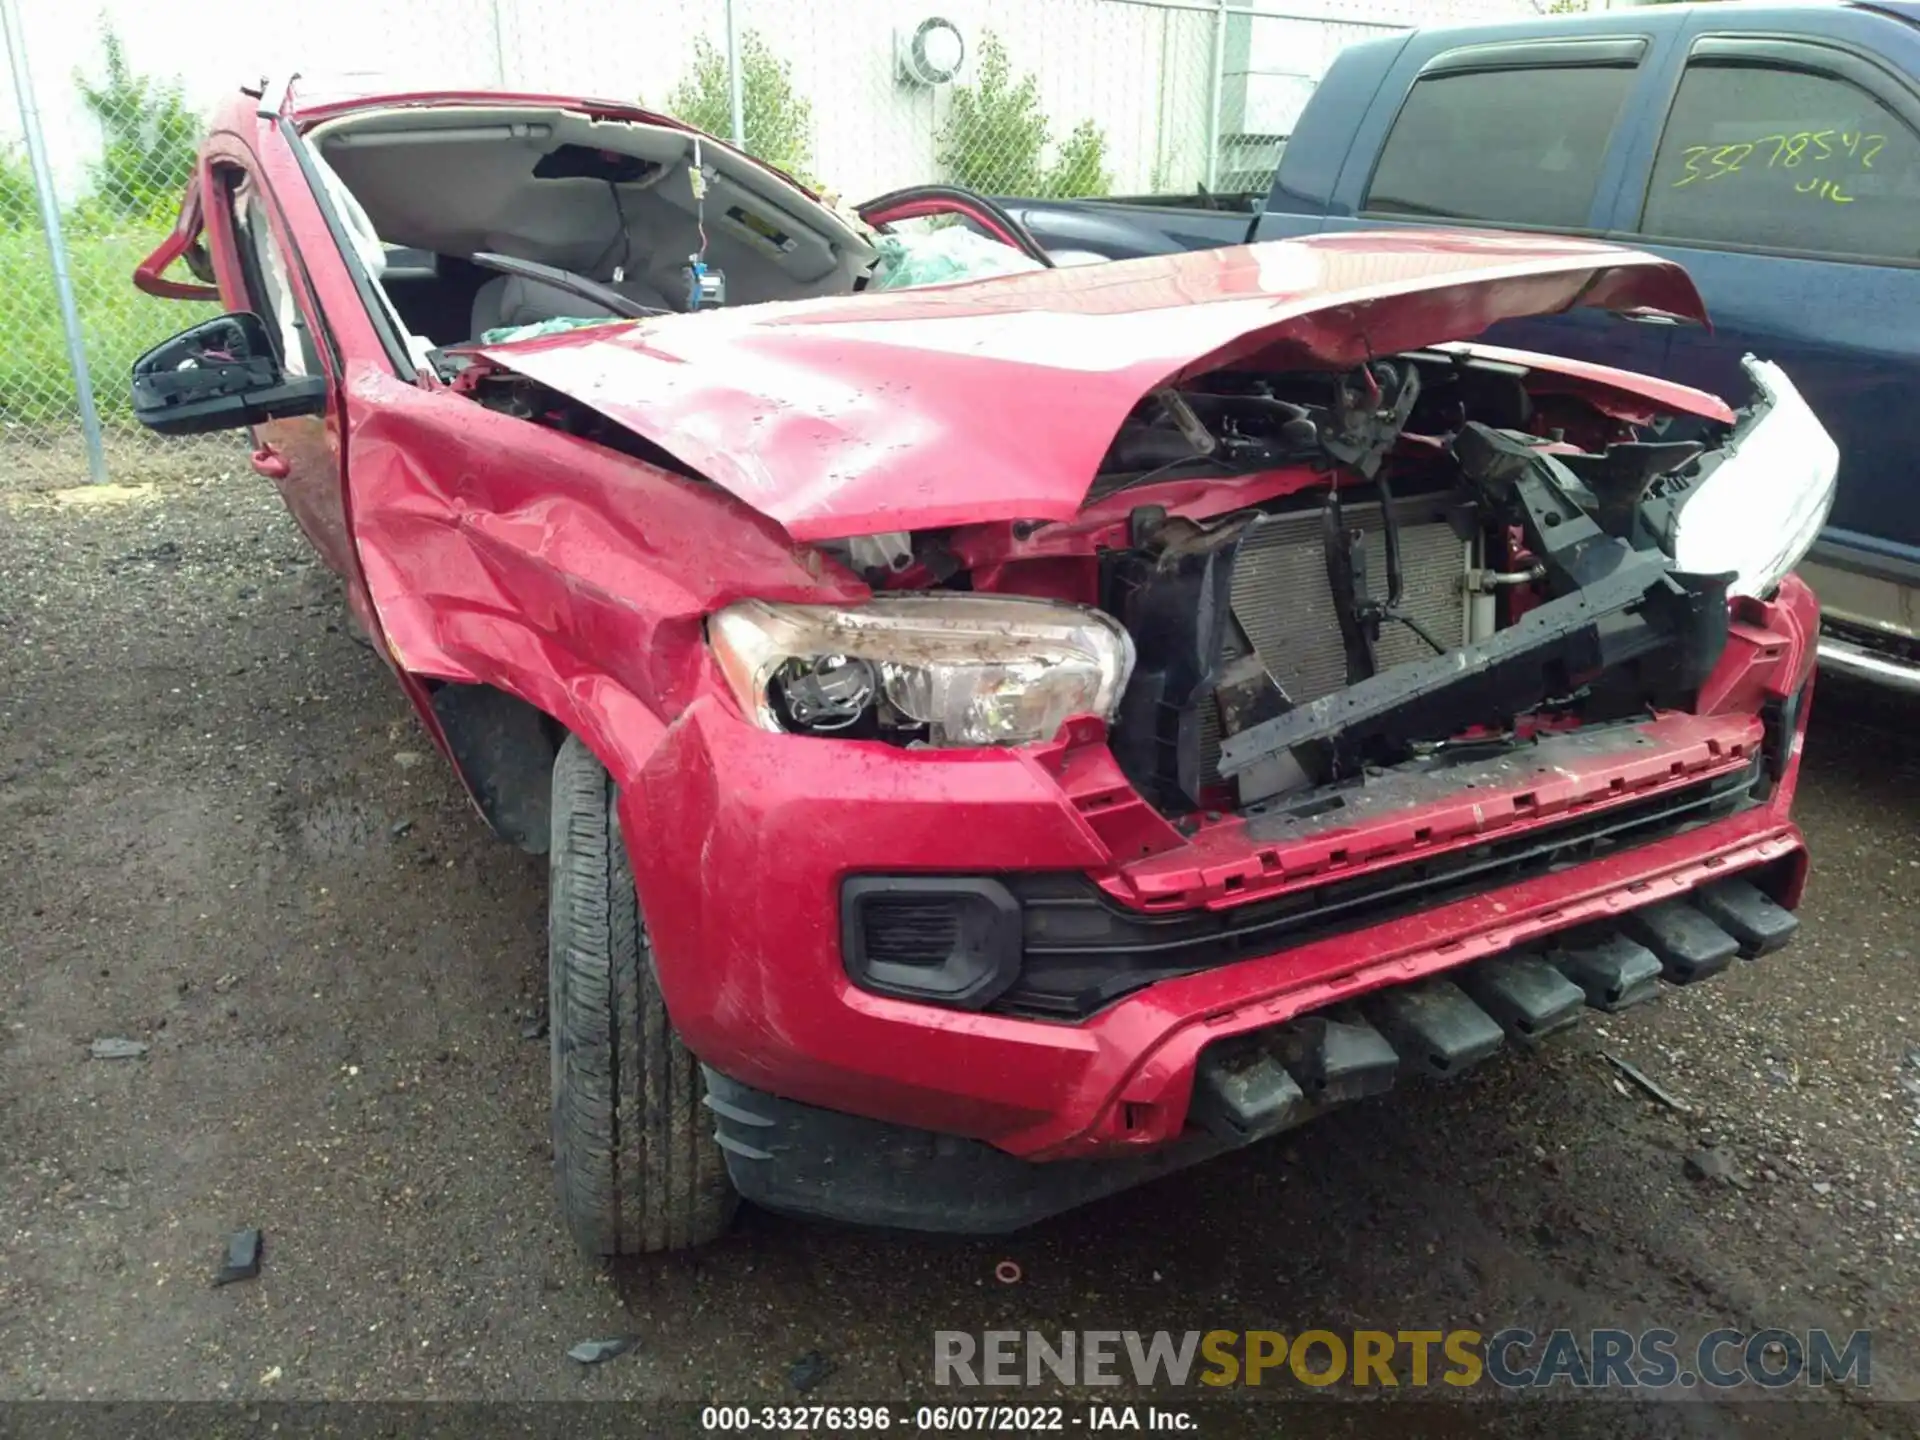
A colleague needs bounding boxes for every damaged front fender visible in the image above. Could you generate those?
[343,372,866,787]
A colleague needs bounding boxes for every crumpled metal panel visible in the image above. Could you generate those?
[473,230,1715,541]
[344,372,867,781]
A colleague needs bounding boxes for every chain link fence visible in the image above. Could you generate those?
[0,0,1544,485]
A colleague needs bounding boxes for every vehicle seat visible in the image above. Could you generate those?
[470,274,675,338]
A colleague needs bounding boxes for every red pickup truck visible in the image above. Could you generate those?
[131,81,1824,1255]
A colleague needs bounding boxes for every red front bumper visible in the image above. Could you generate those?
[619,580,1818,1163]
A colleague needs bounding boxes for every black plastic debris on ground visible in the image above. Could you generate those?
[789,1350,833,1393]
[567,1337,637,1365]
[213,1227,263,1286]
[1602,1050,1691,1113]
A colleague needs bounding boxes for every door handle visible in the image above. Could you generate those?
[250,445,290,480]
[1619,311,1681,327]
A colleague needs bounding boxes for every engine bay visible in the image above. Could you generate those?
[1082,349,1733,814]
[471,341,1753,823]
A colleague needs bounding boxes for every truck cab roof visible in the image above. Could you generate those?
[1394,0,1920,37]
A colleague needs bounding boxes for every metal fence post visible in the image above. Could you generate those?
[724,0,746,147]
[1204,0,1227,192]
[1,0,108,484]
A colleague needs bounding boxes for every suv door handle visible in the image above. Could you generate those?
[250,445,290,480]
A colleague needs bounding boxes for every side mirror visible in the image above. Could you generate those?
[130,311,329,437]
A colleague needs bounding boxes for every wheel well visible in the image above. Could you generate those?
[428,682,563,853]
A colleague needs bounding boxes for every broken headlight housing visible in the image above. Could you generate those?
[1672,357,1838,601]
[709,595,1135,747]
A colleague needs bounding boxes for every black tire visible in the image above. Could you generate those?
[547,734,737,1255]
[341,594,376,651]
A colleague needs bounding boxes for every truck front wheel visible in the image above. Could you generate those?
[546,734,737,1255]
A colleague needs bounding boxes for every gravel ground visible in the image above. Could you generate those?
[2,449,1917,1434]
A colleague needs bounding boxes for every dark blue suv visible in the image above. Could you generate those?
[1009,1,1920,691]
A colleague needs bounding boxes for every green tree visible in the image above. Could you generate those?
[937,33,1112,198]
[0,146,36,233]
[74,26,200,225]
[667,31,815,185]
[1048,120,1111,199]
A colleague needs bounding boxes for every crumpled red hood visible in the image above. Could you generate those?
[473,230,1713,541]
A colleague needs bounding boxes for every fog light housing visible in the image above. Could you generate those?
[841,877,1022,1009]
[1758,677,1810,798]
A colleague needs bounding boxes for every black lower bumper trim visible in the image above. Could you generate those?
[1550,932,1665,1012]
[1460,954,1587,1046]
[1693,877,1800,957]
[1365,980,1506,1079]
[1191,1038,1309,1143]
[1622,898,1741,984]
[705,872,1796,1234]
[702,1068,1230,1236]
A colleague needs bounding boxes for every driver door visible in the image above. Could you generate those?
[136,141,474,814]
[198,161,363,586]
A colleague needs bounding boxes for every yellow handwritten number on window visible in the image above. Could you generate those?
[1670,131,1889,190]
[1796,175,1856,203]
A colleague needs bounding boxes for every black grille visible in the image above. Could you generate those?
[861,899,962,968]
[988,756,1764,1021]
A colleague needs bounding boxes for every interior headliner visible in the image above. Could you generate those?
[310,105,876,313]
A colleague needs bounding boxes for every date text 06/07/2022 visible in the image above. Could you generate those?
[699,1404,1196,1432]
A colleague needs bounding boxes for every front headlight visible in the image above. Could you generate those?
[709,595,1136,747]
[1672,356,1838,600]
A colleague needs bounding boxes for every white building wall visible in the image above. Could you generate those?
[2,0,1549,206]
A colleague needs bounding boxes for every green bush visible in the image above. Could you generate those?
[0,228,215,431]
[0,146,37,233]
[666,31,816,186]
[938,34,1112,199]
[1048,120,1111,200]
[0,27,212,432]
[74,26,201,226]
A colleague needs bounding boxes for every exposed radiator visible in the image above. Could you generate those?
[1197,499,1471,786]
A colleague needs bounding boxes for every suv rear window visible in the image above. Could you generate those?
[1641,62,1920,260]
[1365,66,1636,229]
